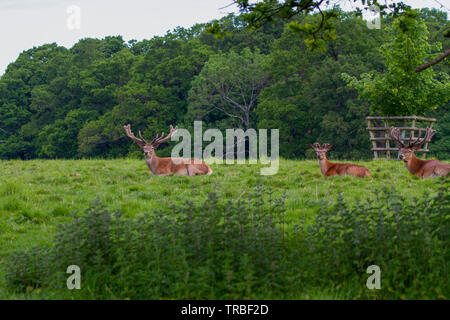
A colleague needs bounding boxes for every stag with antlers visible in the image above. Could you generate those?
[124,124,212,176]
[311,143,372,178]
[389,126,449,178]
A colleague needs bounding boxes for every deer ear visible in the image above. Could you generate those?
[324,144,332,150]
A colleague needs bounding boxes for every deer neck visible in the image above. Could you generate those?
[145,154,160,174]
[318,157,333,176]
[404,153,425,175]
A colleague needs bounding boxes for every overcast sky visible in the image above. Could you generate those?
[0,0,448,75]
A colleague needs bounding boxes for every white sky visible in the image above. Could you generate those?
[0,0,448,76]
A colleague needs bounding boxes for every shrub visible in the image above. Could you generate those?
[5,245,53,290]
[299,178,449,298]
[5,181,449,299]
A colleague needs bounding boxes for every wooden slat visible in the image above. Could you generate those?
[410,119,416,145]
[370,137,415,141]
[401,121,406,140]
[366,116,434,159]
[366,116,436,122]
[366,127,429,131]
[371,147,429,152]
[367,119,378,159]
[422,122,434,158]
[384,120,390,159]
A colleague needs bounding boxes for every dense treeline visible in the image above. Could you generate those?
[0,8,448,160]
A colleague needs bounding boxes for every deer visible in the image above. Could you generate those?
[310,143,372,178]
[389,126,449,178]
[124,124,213,176]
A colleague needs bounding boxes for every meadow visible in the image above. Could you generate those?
[0,158,448,299]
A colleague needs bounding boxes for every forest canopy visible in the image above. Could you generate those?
[0,8,448,160]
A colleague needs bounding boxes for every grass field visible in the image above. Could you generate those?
[0,158,448,299]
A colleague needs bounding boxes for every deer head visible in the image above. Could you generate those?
[310,143,333,160]
[389,126,435,162]
[124,124,178,159]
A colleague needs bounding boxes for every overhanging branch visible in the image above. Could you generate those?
[415,48,450,72]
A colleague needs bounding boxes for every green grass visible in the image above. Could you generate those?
[0,158,447,299]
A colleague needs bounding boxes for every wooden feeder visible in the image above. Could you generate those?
[366,116,436,160]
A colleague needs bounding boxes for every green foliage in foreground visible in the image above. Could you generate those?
[4,180,449,300]
[0,159,448,299]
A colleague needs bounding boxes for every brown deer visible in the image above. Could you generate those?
[389,126,449,178]
[124,124,212,176]
[310,143,372,178]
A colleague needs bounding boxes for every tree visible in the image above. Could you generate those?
[257,12,384,158]
[342,11,450,116]
[0,7,447,160]
[208,0,411,50]
[199,13,286,55]
[415,47,450,72]
[37,109,98,158]
[415,12,450,72]
[219,1,450,69]
[77,35,212,157]
[188,48,270,130]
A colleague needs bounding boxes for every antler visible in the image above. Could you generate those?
[150,125,178,147]
[124,124,147,148]
[408,127,436,149]
[390,126,436,149]
[389,126,404,148]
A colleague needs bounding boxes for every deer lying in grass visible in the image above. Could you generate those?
[124,124,212,176]
[311,143,372,178]
[389,126,449,178]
